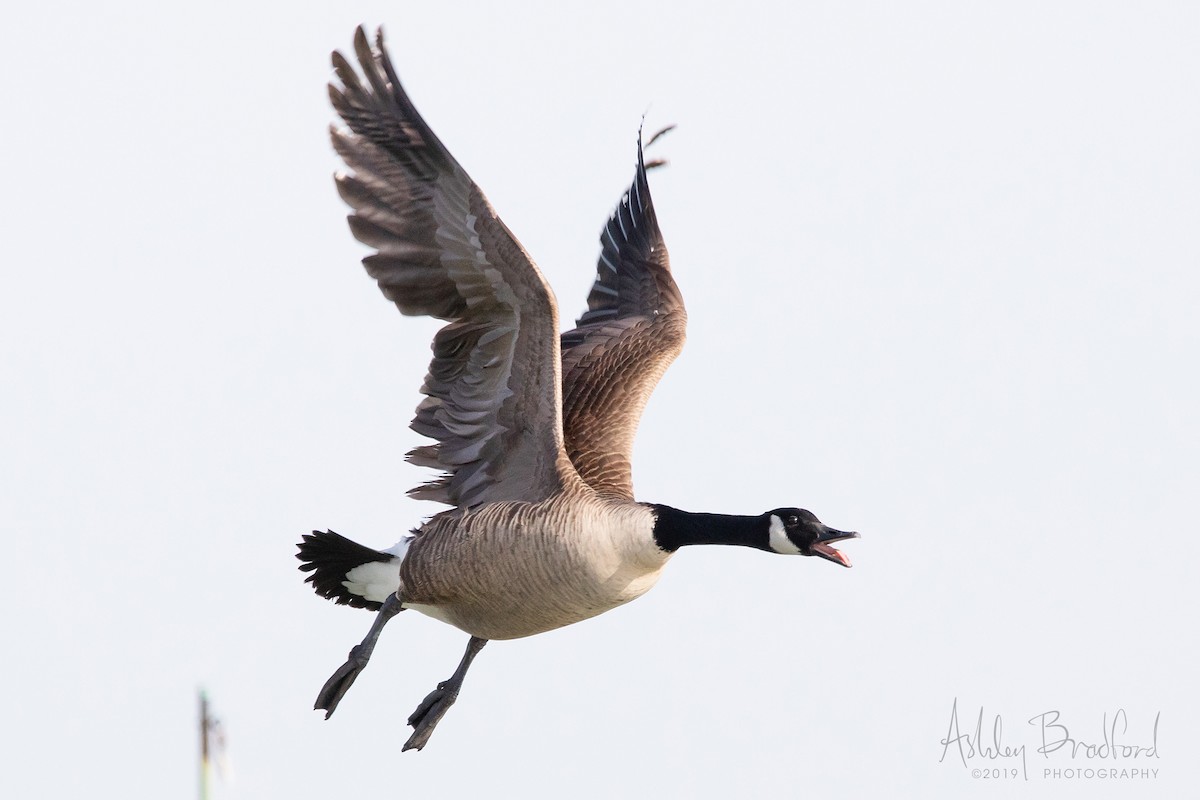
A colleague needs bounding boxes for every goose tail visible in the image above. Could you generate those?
[296,530,408,611]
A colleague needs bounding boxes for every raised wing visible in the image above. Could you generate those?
[560,129,687,500]
[330,27,574,508]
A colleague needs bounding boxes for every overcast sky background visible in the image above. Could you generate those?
[2,2,1198,798]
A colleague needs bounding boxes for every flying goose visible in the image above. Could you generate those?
[298,26,860,752]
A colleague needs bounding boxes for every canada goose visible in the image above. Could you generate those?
[298,26,860,752]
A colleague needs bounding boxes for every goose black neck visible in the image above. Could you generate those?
[650,505,768,553]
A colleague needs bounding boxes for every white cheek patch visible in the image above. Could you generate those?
[768,514,803,555]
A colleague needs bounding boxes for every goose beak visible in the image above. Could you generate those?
[809,527,859,568]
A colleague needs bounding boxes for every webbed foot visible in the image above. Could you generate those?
[315,644,370,719]
[313,593,404,719]
[401,636,487,751]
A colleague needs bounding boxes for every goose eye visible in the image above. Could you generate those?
[786,514,800,527]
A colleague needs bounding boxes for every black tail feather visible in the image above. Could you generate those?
[296,530,390,611]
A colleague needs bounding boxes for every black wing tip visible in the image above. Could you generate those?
[637,120,676,172]
[353,24,370,57]
[351,24,392,71]
[329,25,388,90]
[328,23,453,176]
[576,119,676,324]
[643,122,677,150]
[615,118,673,239]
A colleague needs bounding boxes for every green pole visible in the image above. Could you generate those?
[199,689,210,800]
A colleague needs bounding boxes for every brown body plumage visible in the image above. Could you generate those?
[400,493,667,640]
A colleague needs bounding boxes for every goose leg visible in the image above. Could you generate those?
[315,593,405,719]
[402,636,488,752]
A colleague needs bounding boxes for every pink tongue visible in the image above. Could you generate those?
[813,542,852,567]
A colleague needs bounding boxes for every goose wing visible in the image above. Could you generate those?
[559,130,687,500]
[330,27,574,508]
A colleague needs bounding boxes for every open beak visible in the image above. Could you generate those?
[809,526,860,568]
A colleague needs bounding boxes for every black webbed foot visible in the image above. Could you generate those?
[401,636,487,752]
[314,593,404,719]
[403,680,460,751]
[315,644,370,719]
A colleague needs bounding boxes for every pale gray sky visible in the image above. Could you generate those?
[2,2,1197,798]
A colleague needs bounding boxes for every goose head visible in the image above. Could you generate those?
[766,508,859,567]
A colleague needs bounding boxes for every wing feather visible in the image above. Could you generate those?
[560,128,687,500]
[330,27,575,508]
